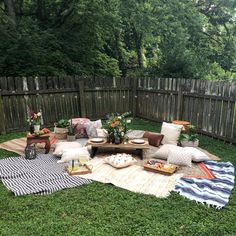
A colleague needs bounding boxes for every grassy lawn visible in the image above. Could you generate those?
[0,118,235,236]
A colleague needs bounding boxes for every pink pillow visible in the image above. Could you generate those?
[71,118,91,138]
[53,142,82,156]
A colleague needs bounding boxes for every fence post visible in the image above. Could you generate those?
[177,84,183,120]
[132,78,138,117]
[79,81,86,118]
[0,91,6,134]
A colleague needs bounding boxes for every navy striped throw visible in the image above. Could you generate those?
[0,154,92,196]
[174,161,235,209]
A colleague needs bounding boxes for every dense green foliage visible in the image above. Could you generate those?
[0,0,236,79]
[0,118,235,235]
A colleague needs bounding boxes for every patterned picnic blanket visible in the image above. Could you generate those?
[0,154,92,196]
[174,161,235,209]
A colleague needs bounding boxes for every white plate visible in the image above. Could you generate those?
[131,139,145,144]
[90,138,104,143]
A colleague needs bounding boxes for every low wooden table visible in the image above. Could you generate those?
[88,138,150,159]
[26,133,51,154]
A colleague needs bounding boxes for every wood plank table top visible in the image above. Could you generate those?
[87,138,149,159]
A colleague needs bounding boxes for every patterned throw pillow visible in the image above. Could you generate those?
[104,153,137,169]
[85,120,102,138]
[71,118,91,138]
[143,132,164,147]
[151,144,183,159]
[161,122,183,145]
[167,149,192,167]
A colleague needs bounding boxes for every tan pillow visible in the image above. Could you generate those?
[104,153,137,169]
[167,149,192,167]
[151,144,182,160]
[53,142,82,156]
[161,122,183,145]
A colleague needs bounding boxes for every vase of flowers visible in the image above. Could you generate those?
[103,112,131,144]
[27,111,42,133]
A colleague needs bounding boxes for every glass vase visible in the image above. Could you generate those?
[108,132,115,144]
[29,124,34,134]
[34,124,40,132]
[114,136,121,145]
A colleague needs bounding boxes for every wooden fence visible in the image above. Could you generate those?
[0,76,235,143]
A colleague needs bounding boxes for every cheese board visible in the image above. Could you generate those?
[143,159,179,175]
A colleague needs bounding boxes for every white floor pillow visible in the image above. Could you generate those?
[167,149,192,167]
[184,147,209,162]
[161,122,183,145]
[96,128,108,137]
[151,144,182,160]
[85,120,102,137]
[58,147,90,163]
[53,142,82,156]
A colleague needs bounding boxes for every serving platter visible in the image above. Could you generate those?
[143,159,179,175]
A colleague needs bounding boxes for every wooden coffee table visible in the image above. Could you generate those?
[26,133,51,154]
[88,138,149,159]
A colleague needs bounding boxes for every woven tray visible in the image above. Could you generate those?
[65,164,92,175]
[143,160,179,175]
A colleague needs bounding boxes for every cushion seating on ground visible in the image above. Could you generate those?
[160,122,183,145]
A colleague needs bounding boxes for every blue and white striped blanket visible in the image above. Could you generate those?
[174,161,235,209]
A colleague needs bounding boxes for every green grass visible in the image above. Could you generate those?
[0,118,235,236]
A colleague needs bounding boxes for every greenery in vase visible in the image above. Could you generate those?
[68,119,77,136]
[103,112,132,139]
[179,125,198,142]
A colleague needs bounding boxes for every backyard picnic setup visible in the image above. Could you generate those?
[1,0,236,234]
[0,76,235,235]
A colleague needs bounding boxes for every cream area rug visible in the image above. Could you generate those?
[80,157,183,198]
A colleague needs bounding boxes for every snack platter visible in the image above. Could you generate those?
[143,159,179,175]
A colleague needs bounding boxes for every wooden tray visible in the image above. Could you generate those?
[65,164,92,176]
[143,160,178,175]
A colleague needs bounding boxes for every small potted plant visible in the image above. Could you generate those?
[54,119,70,139]
[179,125,199,147]
[67,120,77,141]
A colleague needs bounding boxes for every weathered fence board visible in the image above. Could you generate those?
[0,76,235,143]
[136,77,236,143]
